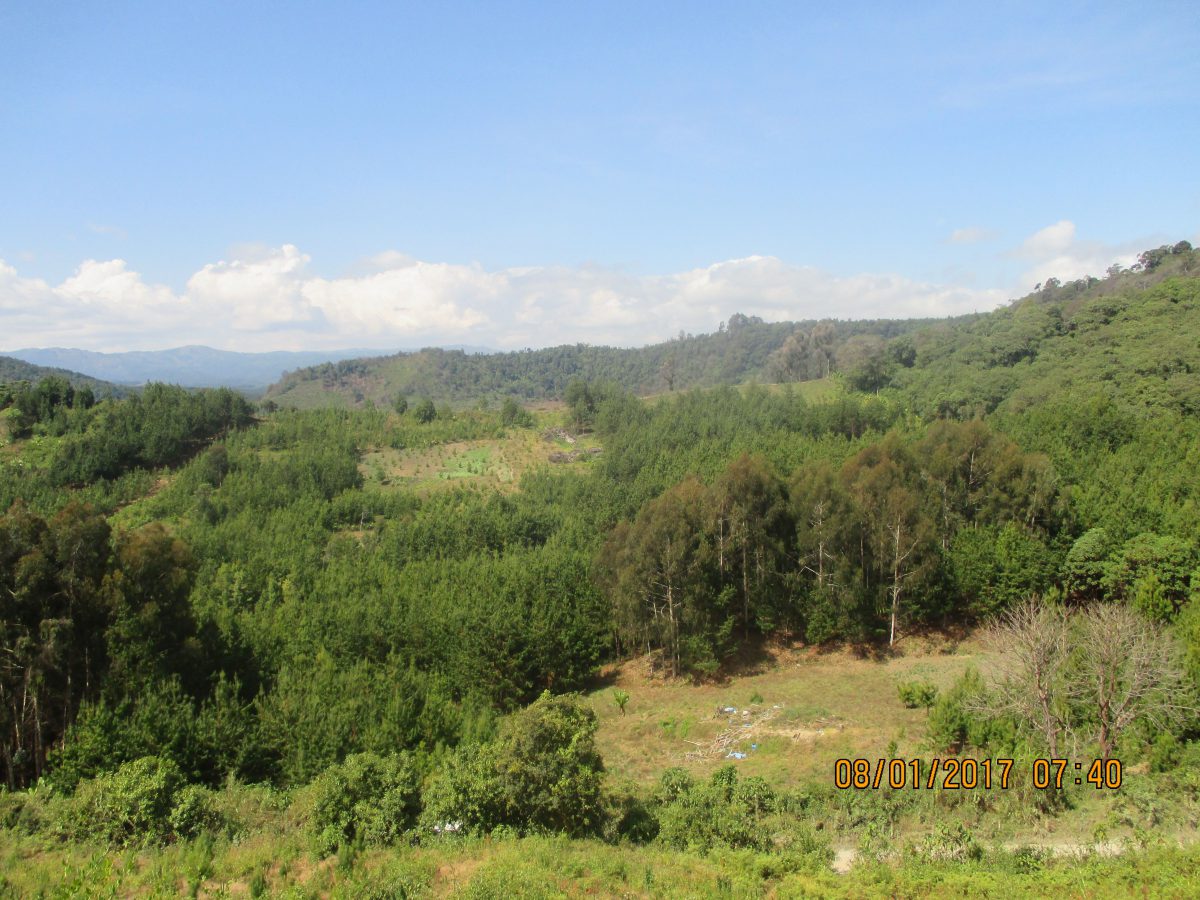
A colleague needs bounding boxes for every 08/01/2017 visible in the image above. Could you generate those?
[833,758,1123,791]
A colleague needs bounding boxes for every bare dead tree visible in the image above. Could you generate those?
[974,597,1075,757]
[1071,603,1192,762]
[975,598,1194,762]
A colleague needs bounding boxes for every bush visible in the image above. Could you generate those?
[421,692,605,837]
[897,679,939,709]
[413,399,437,424]
[655,765,779,852]
[304,752,421,853]
[500,398,534,428]
[925,669,1000,752]
[169,784,224,839]
[913,822,983,862]
[62,756,185,845]
[601,782,659,844]
[0,785,58,834]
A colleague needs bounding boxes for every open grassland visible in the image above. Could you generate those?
[754,377,844,403]
[588,636,981,789]
[267,377,362,410]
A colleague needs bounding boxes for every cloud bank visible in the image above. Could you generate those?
[1014,221,1143,290]
[0,223,1142,353]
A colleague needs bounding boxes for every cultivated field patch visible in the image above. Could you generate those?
[360,428,602,494]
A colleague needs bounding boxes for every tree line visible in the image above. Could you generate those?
[596,419,1060,675]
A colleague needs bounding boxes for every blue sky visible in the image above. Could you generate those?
[1,1,1197,351]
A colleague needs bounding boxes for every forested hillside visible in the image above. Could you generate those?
[265,314,940,408]
[2,243,1200,895]
[0,356,129,399]
[893,240,1200,418]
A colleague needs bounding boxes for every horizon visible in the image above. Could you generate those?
[2,2,1197,353]
[3,307,964,359]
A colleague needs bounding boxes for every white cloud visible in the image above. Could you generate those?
[62,259,176,309]
[1013,220,1143,290]
[947,226,995,245]
[187,244,318,331]
[1019,220,1076,258]
[1,245,1019,353]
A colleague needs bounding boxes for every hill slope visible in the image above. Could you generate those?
[265,315,942,408]
[0,355,130,397]
[893,243,1200,418]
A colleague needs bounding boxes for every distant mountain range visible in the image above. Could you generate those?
[1,345,493,392]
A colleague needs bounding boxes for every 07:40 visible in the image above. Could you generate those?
[1032,758,1123,789]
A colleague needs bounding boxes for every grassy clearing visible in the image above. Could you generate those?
[359,426,602,495]
[763,376,844,403]
[269,378,362,411]
[588,635,980,790]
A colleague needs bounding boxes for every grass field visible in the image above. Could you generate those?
[587,635,978,789]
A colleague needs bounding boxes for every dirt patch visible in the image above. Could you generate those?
[542,427,578,444]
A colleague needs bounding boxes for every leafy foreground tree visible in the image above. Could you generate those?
[421,692,604,836]
[0,502,198,789]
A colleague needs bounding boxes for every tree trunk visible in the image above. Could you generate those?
[742,540,750,639]
[666,579,678,678]
[889,523,901,646]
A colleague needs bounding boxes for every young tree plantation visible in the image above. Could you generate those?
[2,245,1200,895]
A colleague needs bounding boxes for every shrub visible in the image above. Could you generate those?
[0,785,59,834]
[925,669,997,752]
[655,765,778,852]
[601,782,659,844]
[169,784,224,839]
[655,767,695,803]
[500,398,534,428]
[421,692,604,836]
[897,679,939,709]
[413,399,437,424]
[304,752,421,853]
[913,822,983,862]
[63,756,184,845]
